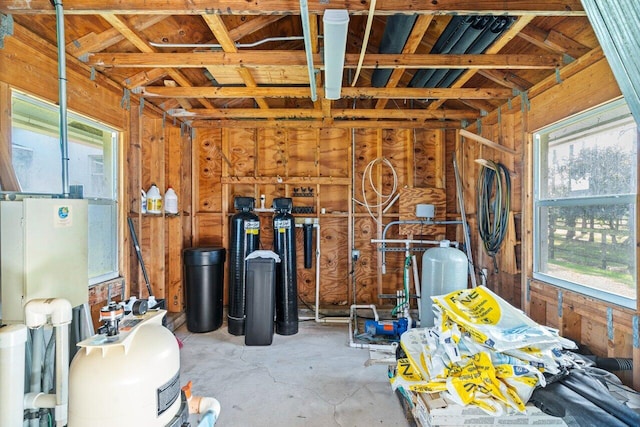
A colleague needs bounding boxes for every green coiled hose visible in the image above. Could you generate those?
[476,160,511,272]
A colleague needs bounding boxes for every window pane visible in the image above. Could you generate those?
[10,91,119,285]
[538,103,637,200]
[535,99,637,306]
[537,203,636,300]
[88,201,118,284]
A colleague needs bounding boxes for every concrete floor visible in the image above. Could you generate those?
[175,318,410,427]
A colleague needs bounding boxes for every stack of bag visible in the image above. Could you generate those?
[391,286,578,416]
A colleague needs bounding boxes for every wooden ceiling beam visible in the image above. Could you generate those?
[141,86,513,99]
[191,119,463,129]
[100,14,214,109]
[86,52,563,69]
[167,108,478,120]
[2,1,586,16]
[202,14,270,109]
[66,15,168,56]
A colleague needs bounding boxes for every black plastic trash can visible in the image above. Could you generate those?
[183,247,226,333]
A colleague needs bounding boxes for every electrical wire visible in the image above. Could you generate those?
[476,159,511,272]
[353,157,398,225]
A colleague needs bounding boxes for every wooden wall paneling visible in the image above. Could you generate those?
[196,128,223,213]
[414,129,443,189]
[398,187,446,236]
[560,305,582,344]
[165,126,184,312]
[0,25,125,129]
[295,224,316,307]
[194,215,224,247]
[258,213,274,251]
[257,128,287,178]
[125,105,141,297]
[140,116,166,299]
[354,216,377,304]
[319,184,349,214]
[317,217,349,305]
[319,128,350,178]
[227,128,257,178]
[528,59,622,132]
[287,128,318,177]
[381,129,409,215]
[181,130,193,248]
[353,128,378,215]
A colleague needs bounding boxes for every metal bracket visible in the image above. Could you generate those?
[557,290,563,318]
[633,315,639,349]
[0,14,14,49]
[526,278,531,302]
[607,307,614,340]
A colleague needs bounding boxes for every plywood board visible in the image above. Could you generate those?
[257,128,287,178]
[398,187,446,237]
[227,127,256,177]
[287,128,318,177]
[196,128,223,212]
[319,128,350,178]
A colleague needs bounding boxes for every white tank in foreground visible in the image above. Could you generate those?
[68,309,183,426]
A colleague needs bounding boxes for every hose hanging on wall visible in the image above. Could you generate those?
[353,157,399,226]
[476,159,511,272]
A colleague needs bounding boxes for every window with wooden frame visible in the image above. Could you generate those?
[533,99,638,308]
[9,91,119,285]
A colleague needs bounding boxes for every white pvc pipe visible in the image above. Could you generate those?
[0,324,28,427]
[29,327,44,427]
[300,0,318,102]
[411,255,422,326]
[24,299,72,427]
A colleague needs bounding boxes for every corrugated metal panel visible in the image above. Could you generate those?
[582,0,640,125]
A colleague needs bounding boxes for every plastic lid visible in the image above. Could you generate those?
[245,250,281,262]
[183,247,226,265]
[439,239,451,248]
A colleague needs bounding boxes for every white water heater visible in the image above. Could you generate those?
[0,198,88,323]
[420,240,468,328]
[68,309,187,426]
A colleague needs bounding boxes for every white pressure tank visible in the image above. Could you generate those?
[68,310,185,426]
[420,240,468,328]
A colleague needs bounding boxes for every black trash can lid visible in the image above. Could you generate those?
[184,247,226,265]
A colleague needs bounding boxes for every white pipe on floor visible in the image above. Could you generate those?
[25,298,72,427]
[0,324,28,427]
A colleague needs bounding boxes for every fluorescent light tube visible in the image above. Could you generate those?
[323,10,350,100]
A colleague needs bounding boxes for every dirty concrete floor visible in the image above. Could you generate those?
[175,318,409,427]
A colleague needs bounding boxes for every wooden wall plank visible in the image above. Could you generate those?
[257,128,286,178]
[319,128,350,178]
[287,128,318,177]
[196,128,223,213]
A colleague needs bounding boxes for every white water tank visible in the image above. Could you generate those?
[68,310,183,426]
[420,240,468,328]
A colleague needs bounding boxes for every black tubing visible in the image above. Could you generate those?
[303,222,314,269]
[228,211,260,335]
[273,207,298,335]
[596,357,633,371]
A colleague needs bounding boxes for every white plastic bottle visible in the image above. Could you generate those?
[146,184,162,214]
[164,187,178,214]
[141,189,147,214]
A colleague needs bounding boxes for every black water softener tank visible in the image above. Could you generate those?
[272,197,298,335]
[228,196,260,335]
